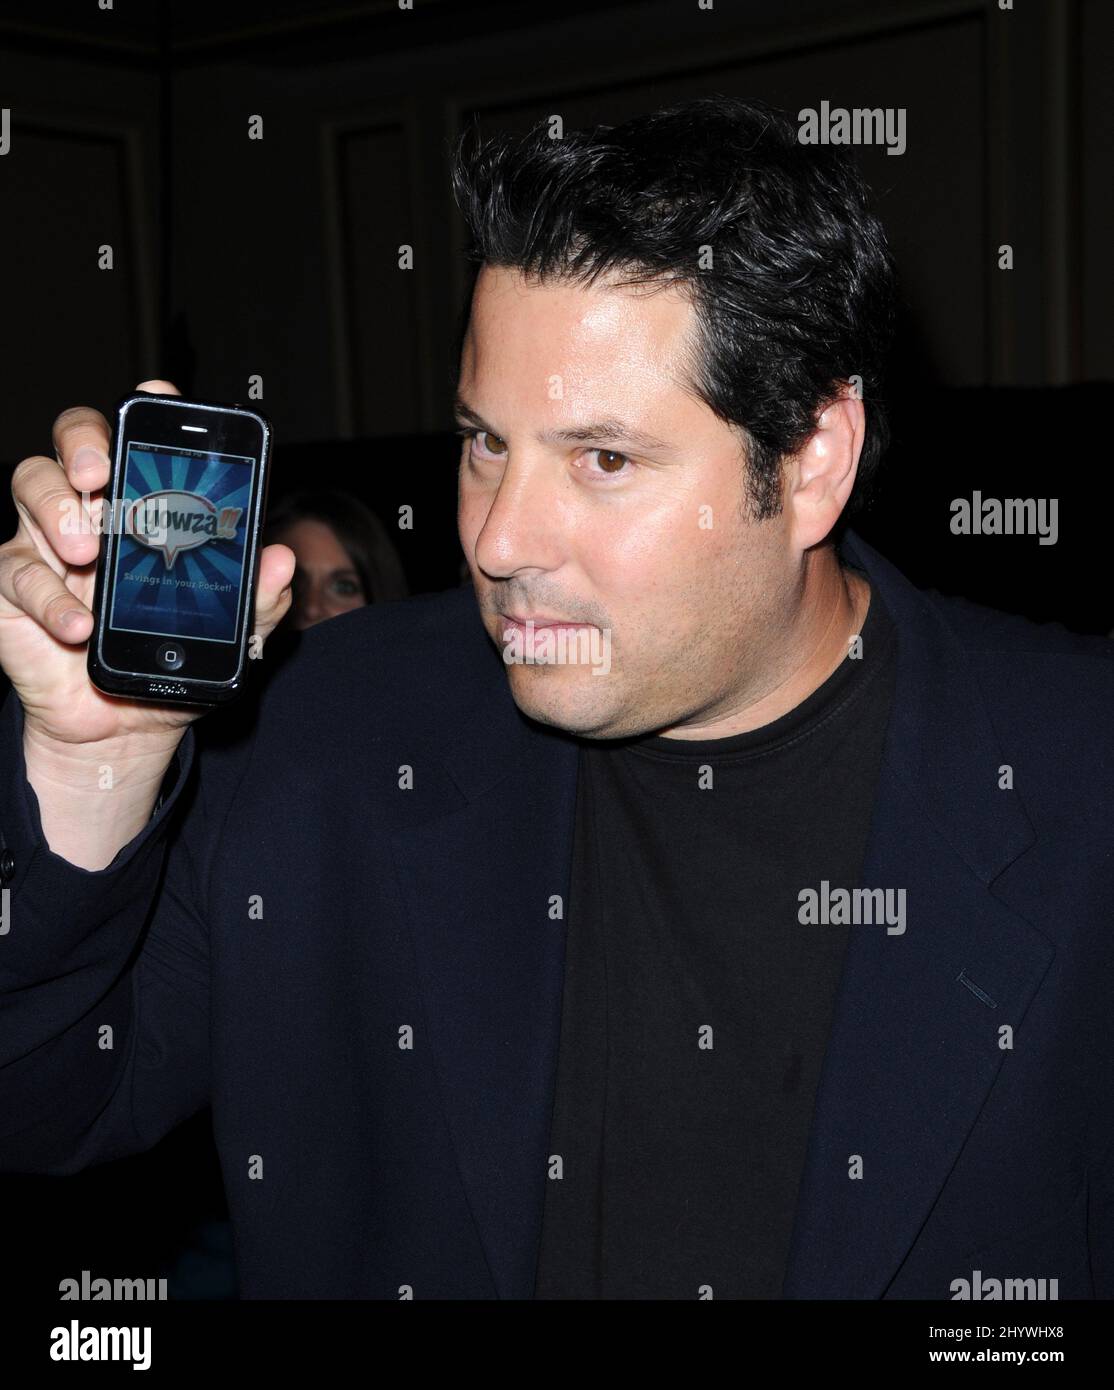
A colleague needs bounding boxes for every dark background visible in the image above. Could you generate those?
[0,0,1111,1300]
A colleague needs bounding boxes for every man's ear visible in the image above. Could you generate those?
[787,389,865,550]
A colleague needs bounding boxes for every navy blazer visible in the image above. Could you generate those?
[1,528,1112,1299]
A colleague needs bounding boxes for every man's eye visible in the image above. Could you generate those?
[457,428,507,459]
[585,448,632,476]
[594,449,628,473]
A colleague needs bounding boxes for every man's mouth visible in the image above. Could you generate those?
[499,611,595,630]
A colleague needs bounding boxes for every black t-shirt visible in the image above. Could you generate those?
[533,569,899,1299]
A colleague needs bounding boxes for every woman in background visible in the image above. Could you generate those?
[265,488,408,629]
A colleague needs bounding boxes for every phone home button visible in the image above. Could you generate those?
[155,641,186,672]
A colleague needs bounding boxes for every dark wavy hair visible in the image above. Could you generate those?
[449,95,897,521]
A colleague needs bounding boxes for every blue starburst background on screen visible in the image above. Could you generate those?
[109,445,254,642]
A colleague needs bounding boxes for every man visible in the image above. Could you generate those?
[0,97,1111,1299]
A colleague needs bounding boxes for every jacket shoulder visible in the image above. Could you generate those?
[921,589,1114,760]
[923,587,1114,662]
[248,584,496,733]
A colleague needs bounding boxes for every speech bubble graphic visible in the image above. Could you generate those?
[126,490,242,570]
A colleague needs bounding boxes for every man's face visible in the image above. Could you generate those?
[456,264,798,740]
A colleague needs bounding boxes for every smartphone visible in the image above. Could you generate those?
[87,391,273,705]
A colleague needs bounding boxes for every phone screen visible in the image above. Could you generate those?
[108,441,254,643]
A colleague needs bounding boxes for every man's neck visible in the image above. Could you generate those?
[659,553,871,741]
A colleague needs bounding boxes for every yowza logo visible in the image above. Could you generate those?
[127,490,242,570]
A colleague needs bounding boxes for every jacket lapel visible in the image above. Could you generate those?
[782,529,1055,1297]
[389,642,579,1298]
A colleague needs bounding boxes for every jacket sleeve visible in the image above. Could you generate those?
[0,686,252,1173]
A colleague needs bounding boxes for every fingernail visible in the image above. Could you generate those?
[72,446,107,477]
[60,609,85,630]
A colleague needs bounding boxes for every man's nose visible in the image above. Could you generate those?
[473,457,564,579]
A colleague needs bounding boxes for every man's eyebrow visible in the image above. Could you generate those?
[452,396,675,454]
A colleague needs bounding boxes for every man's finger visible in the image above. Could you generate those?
[11,455,101,568]
[53,384,181,495]
[0,546,93,641]
[133,380,182,396]
[52,406,112,494]
[252,543,297,641]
